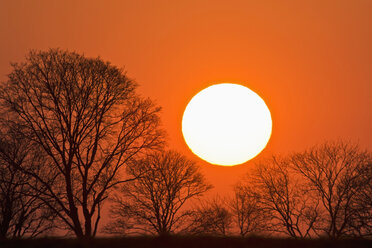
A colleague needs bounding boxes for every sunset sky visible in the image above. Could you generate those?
[1,0,371,195]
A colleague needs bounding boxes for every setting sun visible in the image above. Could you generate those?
[182,83,272,166]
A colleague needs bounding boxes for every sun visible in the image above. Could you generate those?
[182,83,272,166]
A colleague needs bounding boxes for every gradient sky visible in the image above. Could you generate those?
[1,0,371,195]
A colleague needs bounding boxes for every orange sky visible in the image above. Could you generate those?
[1,0,371,196]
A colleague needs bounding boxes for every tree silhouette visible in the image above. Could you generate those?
[230,183,268,237]
[185,196,232,236]
[350,161,372,237]
[0,123,55,238]
[242,156,320,238]
[0,49,164,238]
[291,141,372,238]
[104,150,212,236]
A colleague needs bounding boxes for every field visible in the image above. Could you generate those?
[1,236,371,248]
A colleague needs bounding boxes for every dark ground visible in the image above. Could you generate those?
[0,236,371,248]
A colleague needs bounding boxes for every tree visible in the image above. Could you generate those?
[0,49,164,238]
[230,183,268,237]
[0,124,55,238]
[349,161,372,237]
[244,156,320,238]
[185,196,232,236]
[291,141,372,238]
[104,150,212,236]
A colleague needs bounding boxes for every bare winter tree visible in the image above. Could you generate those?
[244,156,320,238]
[230,183,268,237]
[349,161,372,237]
[0,49,164,238]
[291,141,372,238]
[185,196,232,236]
[0,124,55,239]
[104,150,212,236]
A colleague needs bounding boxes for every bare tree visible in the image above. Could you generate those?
[244,156,320,238]
[0,124,55,238]
[104,150,212,236]
[0,49,164,238]
[291,141,372,238]
[230,183,268,237]
[349,161,372,237]
[185,196,232,236]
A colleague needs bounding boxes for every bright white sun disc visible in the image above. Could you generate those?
[182,83,272,166]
